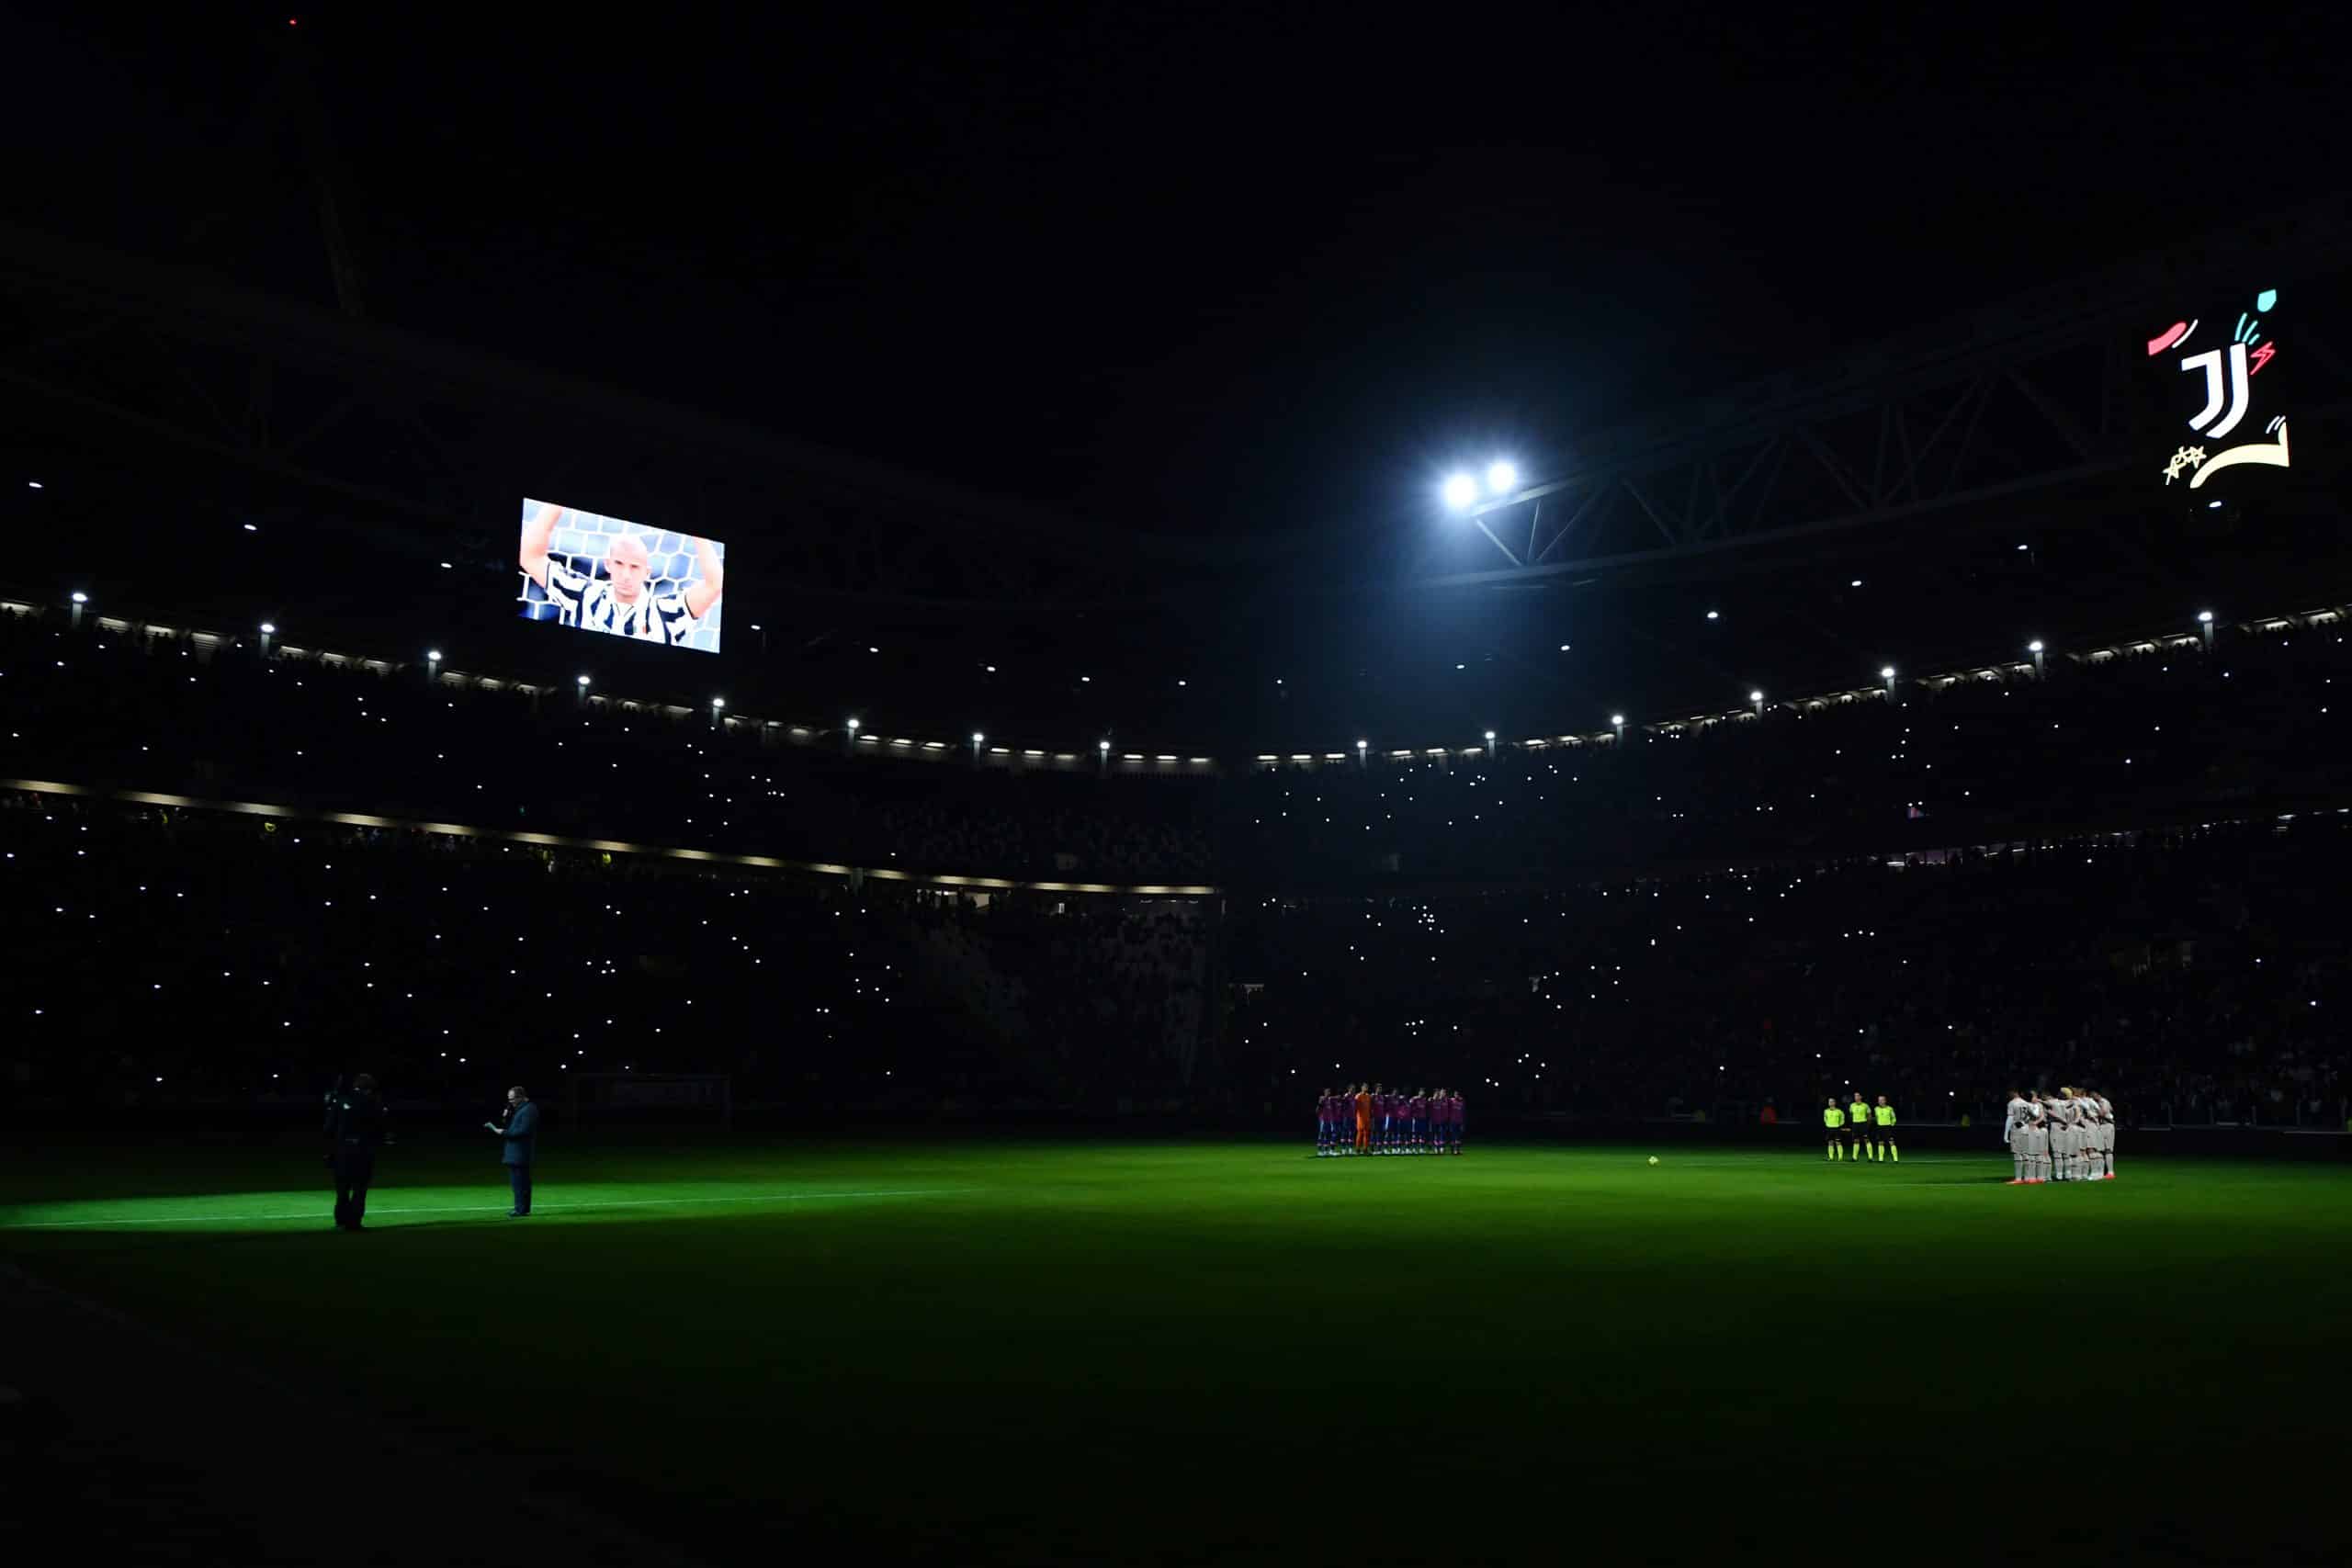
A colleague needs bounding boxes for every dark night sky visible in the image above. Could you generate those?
[15,3,2343,554]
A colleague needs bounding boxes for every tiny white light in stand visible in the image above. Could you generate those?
[1610,714,1625,727]
[259,621,276,634]
[2207,501,2224,511]
[439,560,452,569]
[1750,690,1763,704]
[27,480,42,490]
[2197,610,2213,623]
[1099,739,1111,753]
[711,696,726,710]
[1850,579,1863,588]
[2028,640,2043,653]
[70,591,87,604]
[576,674,591,687]
[846,716,861,732]
[1880,665,1895,680]
[243,523,259,533]
[1484,730,1496,740]
[972,731,984,745]
[1485,459,1518,495]
[1706,609,1720,620]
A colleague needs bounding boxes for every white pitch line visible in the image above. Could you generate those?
[0,1187,974,1230]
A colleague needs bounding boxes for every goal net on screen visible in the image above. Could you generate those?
[564,1072,733,1131]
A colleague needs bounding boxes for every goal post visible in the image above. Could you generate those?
[564,1072,733,1132]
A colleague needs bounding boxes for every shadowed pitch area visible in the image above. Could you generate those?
[3,1141,2346,1565]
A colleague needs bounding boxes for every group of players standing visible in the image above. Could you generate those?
[1316,1085,1464,1156]
[2002,1088,2117,1184]
[1820,1095,1900,1161]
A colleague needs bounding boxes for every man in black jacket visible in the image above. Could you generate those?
[484,1086,539,1217]
[325,1074,388,1230]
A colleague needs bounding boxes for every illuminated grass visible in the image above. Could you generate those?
[4,1141,2345,1564]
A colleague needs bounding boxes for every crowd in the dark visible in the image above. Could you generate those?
[4,601,2348,1132]
[1227,815,2352,1129]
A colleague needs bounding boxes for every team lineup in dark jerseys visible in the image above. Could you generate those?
[1315,1085,1465,1156]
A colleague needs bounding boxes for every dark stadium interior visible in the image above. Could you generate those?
[5,8,2351,1568]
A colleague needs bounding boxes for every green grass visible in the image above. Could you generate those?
[4,1140,2346,1564]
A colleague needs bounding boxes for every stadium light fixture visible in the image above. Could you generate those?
[1880,665,1895,680]
[576,674,591,688]
[1484,730,1496,740]
[243,523,258,533]
[2028,640,2043,652]
[2197,610,2214,623]
[972,731,984,745]
[750,624,763,632]
[259,621,276,635]
[711,696,726,710]
[1611,714,1624,726]
[846,716,861,732]
[70,591,86,604]
[1706,609,1720,621]
[1750,690,1764,705]
[1441,473,1479,511]
[1486,459,1519,495]
[439,560,452,570]
[2207,500,2224,511]
[1850,579,1863,588]
[426,649,442,663]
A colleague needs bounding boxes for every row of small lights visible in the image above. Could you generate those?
[49,579,2225,767]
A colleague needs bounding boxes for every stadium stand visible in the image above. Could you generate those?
[3,601,2348,1130]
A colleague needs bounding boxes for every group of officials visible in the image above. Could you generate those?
[2001,1088,2117,1184]
[1316,1084,1465,1156]
[322,1078,541,1227]
[1819,1094,1900,1161]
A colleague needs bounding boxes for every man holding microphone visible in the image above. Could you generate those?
[485,1086,540,1217]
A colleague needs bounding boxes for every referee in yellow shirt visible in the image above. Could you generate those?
[1849,1093,1873,1161]
[1873,1095,1898,1163]
[1824,1097,1846,1160]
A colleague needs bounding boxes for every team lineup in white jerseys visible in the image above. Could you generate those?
[2000,1089,2117,1184]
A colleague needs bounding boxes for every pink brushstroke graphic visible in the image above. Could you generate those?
[2147,321,2191,355]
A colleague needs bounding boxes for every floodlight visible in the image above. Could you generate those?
[260,622,277,634]
[1485,459,1518,495]
[2197,610,2213,623]
[2028,640,2043,653]
[1442,473,1478,511]
[70,592,87,604]
[576,674,591,687]
[1880,665,1895,680]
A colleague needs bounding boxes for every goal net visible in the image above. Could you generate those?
[564,1072,733,1131]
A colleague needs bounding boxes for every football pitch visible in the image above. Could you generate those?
[4,1139,2346,1565]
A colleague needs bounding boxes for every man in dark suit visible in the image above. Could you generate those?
[325,1073,388,1230]
[484,1085,539,1217]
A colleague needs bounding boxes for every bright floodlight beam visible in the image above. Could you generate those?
[1486,459,1518,495]
[1442,473,1479,511]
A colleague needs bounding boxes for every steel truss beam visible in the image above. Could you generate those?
[0,221,1248,613]
[1430,194,2352,587]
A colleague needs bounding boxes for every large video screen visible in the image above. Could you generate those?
[516,498,727,652]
